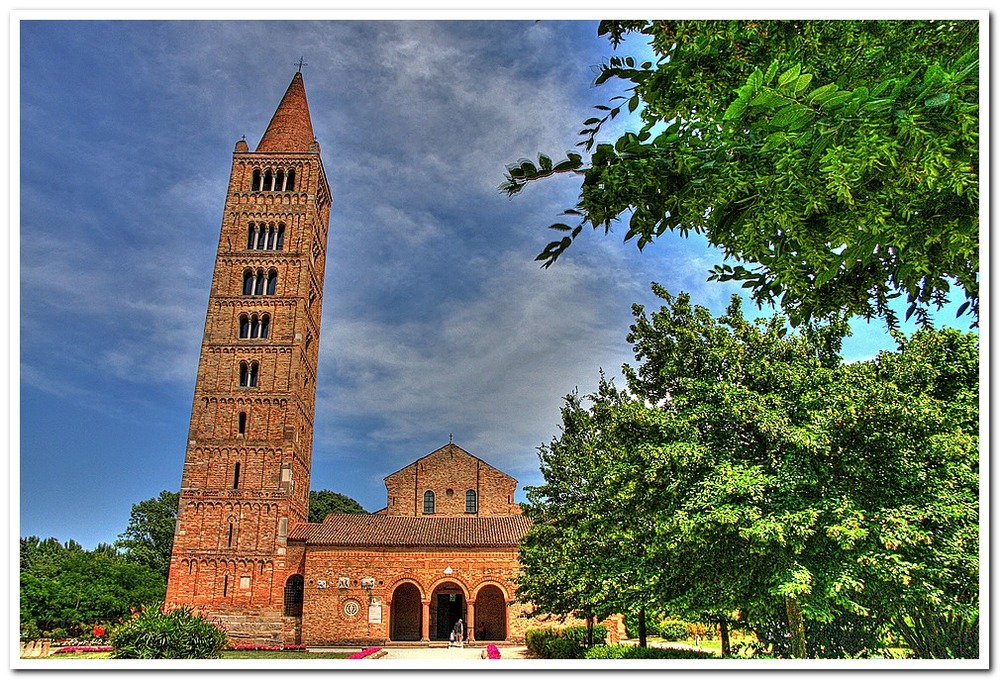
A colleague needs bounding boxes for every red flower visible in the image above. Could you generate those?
[92,625,106,638]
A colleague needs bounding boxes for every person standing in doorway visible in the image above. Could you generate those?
[452,618,465,649]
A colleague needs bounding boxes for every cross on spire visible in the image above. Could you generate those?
[295,57,308,72]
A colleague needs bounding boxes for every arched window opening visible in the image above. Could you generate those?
[286,169,295,191]
[251,169,261,191]
[223,574,229,597]
[259,314,270,339]
[247,224,256,250]
[276,224,285,250]
[239,361,259,388]
[227,522,234,547]
[423,490,435,515]
[233,462,241,489]
[265,224,275,250]
[243,270,254,296]
[263,169,273,191]
[254,270,265,295]
[466,490,477,514]
[239,314,250,338]
[266,270,278,295]
[283,575,304,617]
[275,169,285,191]
[238,411,247,435]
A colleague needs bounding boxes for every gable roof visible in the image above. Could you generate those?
[290,514,532,549]
[383,441,518,484]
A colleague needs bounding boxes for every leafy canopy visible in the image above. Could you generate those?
[308,489,367,522]
[503,20,979,329]
[518,285,979,657]
[115,490,179,577]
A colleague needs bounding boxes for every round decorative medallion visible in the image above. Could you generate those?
[343,599,361,618]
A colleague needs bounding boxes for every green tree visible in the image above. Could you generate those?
[503,20,979,328]
[308,489,367,522]
[518,286,978,657]
[115,490,179,577]
[20,538,166,637]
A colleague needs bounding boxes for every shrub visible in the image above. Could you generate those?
[525,628,586,659]
[545,637,586,659]
[109,605,228,659]
[657,619,689,641]
[561,625,607,647]
[585,645,716,659]
[526,628,558,656]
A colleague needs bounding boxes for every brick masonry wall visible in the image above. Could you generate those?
[299,545,527,645]
[384,444,521,517]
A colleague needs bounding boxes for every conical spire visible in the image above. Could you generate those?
[256,71,316,153]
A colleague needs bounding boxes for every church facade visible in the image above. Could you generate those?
[163,71,579,646]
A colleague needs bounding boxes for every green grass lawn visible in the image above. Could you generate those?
[43,650,353,660]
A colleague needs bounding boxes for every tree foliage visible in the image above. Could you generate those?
[115,490,179,577]
[20,537,166,638]
[503,20,979,328]
[518,286,979,658]
[308,489,367,522]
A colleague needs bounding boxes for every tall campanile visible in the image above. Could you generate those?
[166,71,330,643]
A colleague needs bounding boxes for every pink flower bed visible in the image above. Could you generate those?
[51,646,113,654]
[347,647,382,659]
[486,644,502,659]
[229,643,307,651]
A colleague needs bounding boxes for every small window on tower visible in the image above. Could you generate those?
[223,574,229,597]
[466,490,477,514]
[251,169,261,192]
[423,490,435,515]
[233,462,241,489]
[238,411,247,435]
[286,169,296,191]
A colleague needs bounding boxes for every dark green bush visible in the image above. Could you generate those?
[585,644,716,659]
[109,605,228,659]
[545,637,586,659]
[561,625,607,647]
[657,619,689,641]
[525,627,589,659]
[526,628,560,657]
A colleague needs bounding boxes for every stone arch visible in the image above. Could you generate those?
[389,581,422,642]
[429,580,469,642]
[473,583,508,641]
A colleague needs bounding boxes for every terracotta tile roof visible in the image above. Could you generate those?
[290,514,533,548]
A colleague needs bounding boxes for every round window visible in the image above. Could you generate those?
[343,599,361,618]
[446,488,454,497]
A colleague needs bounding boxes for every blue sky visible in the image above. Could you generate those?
[17,18,974,549]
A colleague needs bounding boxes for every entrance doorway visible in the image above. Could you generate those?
[430,582,466,641]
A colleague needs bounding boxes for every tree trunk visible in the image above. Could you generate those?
[586,614,594,648]
[719,619,730,657]
[638,607,647,648]
[785,596,807,659]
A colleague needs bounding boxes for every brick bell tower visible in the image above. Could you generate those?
[165,70,331,642]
